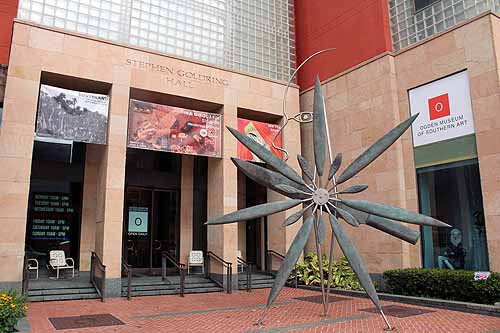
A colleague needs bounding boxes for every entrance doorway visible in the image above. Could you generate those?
[123,187,180,274]
[123,148,181,275]
[244,176,267,271]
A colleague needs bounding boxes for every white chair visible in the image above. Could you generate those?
[187,250,204,275]
[27,258,39,280]
[48,250,74,279]
[237,250,244,273]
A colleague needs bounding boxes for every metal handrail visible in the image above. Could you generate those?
[161,251,185,297]
[206,251,232,294]
[21,255,29,295]
[266,250,298,288]
[121,259,132,300]
[90,252,106,301]
[237,257,253,292]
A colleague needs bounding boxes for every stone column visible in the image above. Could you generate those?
[78,146,100,271]
[0,24,40,288]
[93,83,129,297]
[207,105,238,289]
[179,155,194,265]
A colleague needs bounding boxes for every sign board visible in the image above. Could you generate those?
[474,271,491,281]
[409,71,475,147]
[30,193,73,241]
[128,207,148,236]
[36,85,110,144]
[237,118,282,162]
[127,99,222,158]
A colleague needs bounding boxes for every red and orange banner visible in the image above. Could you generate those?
[237,118,282,162]
[127,99,222,158]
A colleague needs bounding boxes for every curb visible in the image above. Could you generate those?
[298,285,500,317]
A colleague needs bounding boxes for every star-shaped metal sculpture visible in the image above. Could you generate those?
[206,77,450,330]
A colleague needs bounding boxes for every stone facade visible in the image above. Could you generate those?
[300,12,500,273]
[0,20,301,288]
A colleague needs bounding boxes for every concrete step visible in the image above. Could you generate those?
[122,286,223,297]
[27,292,100,302]
[28,287,97,296]
[122,282,219,292]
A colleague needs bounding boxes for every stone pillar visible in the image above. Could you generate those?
[207,105,238,289]
[94,84,129,297]
[0,25,40,288]
[78,146,100,271]
[179,155,194,265]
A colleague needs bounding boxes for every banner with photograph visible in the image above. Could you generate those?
[36,85,109,144]
[237,118,282,162]
[127,99,222,158]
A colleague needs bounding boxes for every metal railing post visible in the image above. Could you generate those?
[101,267,106,302]
[127,266,132,300]
[90,253,94,284]
[180,268,185,297]
[162,252,166,281]
[227,263,232,294]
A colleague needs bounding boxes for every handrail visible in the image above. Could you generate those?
[206,251,232,294]
[161,251,185,297]
[90,252,106,302]
[266,250,298,288]
[21,255,29,295]
[121,259,132,300]
[237,257,253,292]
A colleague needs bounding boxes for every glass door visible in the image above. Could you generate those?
[151,190,179,269]
[124,187,180,274]
[124,188,153,271]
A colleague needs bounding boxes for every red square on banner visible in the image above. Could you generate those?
[428,93,450,120]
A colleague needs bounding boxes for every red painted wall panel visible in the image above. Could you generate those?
[0,0,19,65]
[294,0,392,90]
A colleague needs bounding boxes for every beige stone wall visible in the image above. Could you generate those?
[299,13,500,273]
[0,20,301,283]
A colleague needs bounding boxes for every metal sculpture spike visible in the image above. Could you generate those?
[205,51,451,331]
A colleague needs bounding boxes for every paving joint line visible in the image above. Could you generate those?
[246,314,371,333]
[130,300,298,319]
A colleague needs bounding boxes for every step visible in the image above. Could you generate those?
[123,286,223,297]
[123,282,219,292]
[28,287,97,296]
[27,292,100,302]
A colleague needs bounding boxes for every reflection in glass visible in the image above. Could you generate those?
[417,159,489,271]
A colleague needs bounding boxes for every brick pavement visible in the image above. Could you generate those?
[26,288,500,332]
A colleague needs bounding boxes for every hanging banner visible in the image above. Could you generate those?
[127,99,222,158]
[409,71,475,147]
[36,85,109,144]
[237,118,282,162]
[128,207,148,236]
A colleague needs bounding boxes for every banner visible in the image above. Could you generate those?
[409,71,475,147]
[36,85,109,144]
[127,99,222,158]
[237,118,282,162]
[128,207,148,236]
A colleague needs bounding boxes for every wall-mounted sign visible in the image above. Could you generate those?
[237,118,282,162]
[409,71,475,147]
[30,193,73,241]
[36,85,110,144]
[128,207,148,236]
[127,99,222,158]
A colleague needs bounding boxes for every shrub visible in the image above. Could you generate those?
[0,289,27,333]
[383,268,500,305]
[289,253,362,290]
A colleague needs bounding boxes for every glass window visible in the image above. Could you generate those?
[418,159,489,271]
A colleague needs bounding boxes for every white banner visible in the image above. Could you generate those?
[36,85,110,144]
[409,71,475,147]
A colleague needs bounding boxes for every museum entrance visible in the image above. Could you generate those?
[25,140,85,272]
[123,187,180,273]
[123,148,181,275]
[238,172,268,271]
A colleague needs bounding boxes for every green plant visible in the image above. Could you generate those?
[0,289,27,333]
[383,268,500,305]
[289,253,362,290]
